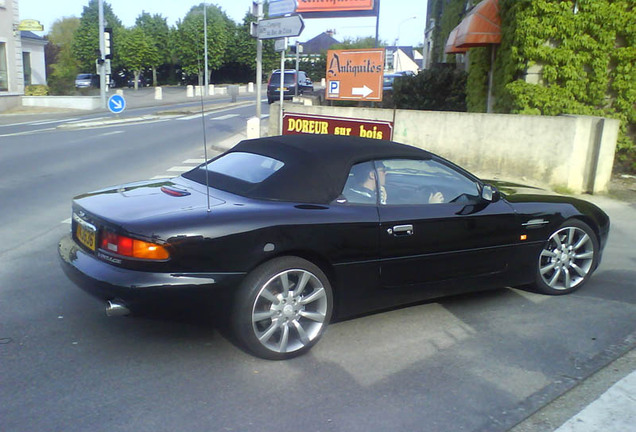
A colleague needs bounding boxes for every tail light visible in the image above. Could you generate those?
[100,230,170,260]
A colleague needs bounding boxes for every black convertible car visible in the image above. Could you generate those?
[59,135,610,360]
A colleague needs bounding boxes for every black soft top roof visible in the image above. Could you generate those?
[185,134,431,204]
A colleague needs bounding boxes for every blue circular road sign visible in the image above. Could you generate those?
[108,94,126,114]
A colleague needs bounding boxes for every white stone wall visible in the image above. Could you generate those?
[269,104,618,194]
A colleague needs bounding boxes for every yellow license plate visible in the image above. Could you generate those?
[277,87,288,91]
[76,222,96,251]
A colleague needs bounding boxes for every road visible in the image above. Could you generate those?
[1,96,635,432]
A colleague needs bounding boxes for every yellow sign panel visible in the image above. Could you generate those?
[325,48,385,102]
[296,0,374,13]
[18,20,44,31]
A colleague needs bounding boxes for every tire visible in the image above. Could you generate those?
[532,219,599,295]
[231,257,333,360]
[267,97,274,104]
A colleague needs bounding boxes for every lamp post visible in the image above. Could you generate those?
[395,15,417,46]
[203,1,208,95]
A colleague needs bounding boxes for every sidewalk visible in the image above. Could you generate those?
[511,347,636,432]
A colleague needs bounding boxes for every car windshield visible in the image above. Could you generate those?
[77,74,92,80]
[201,152,284,184]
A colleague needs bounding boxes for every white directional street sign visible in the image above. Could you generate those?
[257,14,304,39]
[107,94,126,114]
[268,0,297,17]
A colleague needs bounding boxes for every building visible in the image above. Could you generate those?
[0,0,23,111]
[384,46,423,74]
[20,30,47,86]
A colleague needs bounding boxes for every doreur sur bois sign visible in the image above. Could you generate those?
[283,112,393,140]
[326,48,385,102]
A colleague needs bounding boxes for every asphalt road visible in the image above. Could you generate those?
[1,98,634,431]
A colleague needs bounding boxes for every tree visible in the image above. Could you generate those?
[174,3,230,85]
[118,27,160,90]
[218,10,278,83]
[135,12,170,86]
[71,0,123,72]
[47,17,81,95]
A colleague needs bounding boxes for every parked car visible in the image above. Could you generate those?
[267,69,313,104]
[58,135,609,360]
[383,71,414,92]
[75,73,99,89]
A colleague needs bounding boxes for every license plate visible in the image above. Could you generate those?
[75,218,97,251]
[277,87,288,91]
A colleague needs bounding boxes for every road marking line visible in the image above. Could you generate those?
[176,113,206,121]
[210,114,239,121]
[0,127,56,137]
[30,118,80,126]
[167,166,194,172]
[61,218,71,224]
[97,130,124,137]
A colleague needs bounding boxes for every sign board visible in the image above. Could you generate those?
[107,94,126,114]
[295,0,377,18]
[274,38,287,52]
[326,48,385,101]
[18,19,44,31]
[256,15,304,39]
[269,0,298,17]
[283,113,393,140]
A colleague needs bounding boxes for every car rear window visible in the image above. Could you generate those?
[77,74,92,79]
[203,152,284,184]
[270,72,296,85]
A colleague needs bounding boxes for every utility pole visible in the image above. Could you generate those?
[254,1,263,123]
[204,2,209,95]
[98,0,106,108]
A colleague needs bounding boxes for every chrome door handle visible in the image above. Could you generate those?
[388,224,414,236]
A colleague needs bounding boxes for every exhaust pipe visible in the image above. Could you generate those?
[106,300,130,317]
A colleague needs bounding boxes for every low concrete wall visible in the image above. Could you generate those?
[0,94,23,112]
[22,96,101,110]
[269,104,618,194]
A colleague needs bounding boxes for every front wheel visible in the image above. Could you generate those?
[532,219,599,295]
[231,257,333,360]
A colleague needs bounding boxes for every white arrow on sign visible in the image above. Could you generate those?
[352,85,373,98]
[111,99,123,110]
[257,14,304,39]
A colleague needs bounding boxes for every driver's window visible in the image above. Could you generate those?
[379,159,480,205]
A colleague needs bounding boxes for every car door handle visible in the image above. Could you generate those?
[388,224,414,236]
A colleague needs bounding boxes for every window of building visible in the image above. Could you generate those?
[23,52,31,86]
[0,42,8,91]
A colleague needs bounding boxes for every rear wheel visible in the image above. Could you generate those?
[533,219,598,295]
[231,257,333,360]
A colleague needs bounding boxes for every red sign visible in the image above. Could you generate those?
[283,113,393,140]
[296,0,374,13]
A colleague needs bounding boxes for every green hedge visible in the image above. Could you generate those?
[24,85,49,96]
[464,0,635,172]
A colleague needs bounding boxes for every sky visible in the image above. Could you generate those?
[18,0,427,47]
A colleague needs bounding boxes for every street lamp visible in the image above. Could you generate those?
[394,16,418,46]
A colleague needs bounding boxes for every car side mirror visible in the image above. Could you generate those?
[481,184,500,202]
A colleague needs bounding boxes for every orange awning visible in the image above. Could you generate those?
[445,0,501,53]
[444,27,468,54]
[455,0,501,47]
